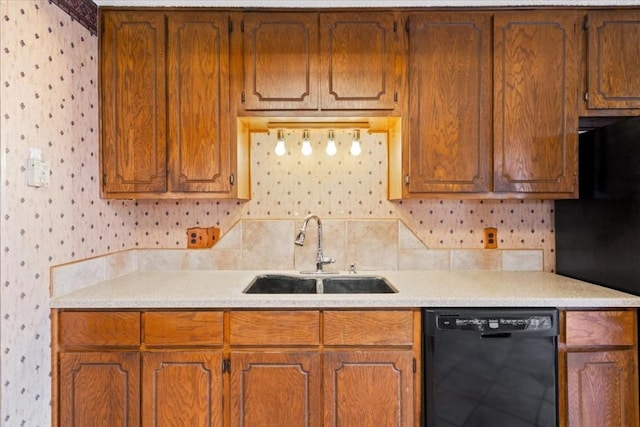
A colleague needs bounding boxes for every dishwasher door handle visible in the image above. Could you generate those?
[480,332,512,338]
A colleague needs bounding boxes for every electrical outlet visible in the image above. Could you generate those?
[187,226,221,249]
[484,227,498,249]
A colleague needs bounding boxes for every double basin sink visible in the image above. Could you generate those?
[244,274,397,294]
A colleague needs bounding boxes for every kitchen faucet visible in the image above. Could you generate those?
[294,214,335,273]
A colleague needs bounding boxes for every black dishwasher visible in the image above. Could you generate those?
[423,309,558,427]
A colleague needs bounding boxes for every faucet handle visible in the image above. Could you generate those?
[320,256,335,265]
[349,263,357,274]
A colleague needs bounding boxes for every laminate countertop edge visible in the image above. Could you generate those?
[49,270,640,309]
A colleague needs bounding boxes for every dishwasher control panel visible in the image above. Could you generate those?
[435,311,556,333]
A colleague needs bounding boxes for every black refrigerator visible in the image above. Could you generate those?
[555,116,640,294]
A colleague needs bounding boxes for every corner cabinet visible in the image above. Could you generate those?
[100,11,248,199]
[52,308,420,427]
[582,10,640,115]
[560,310,640,427]
[397,11,580,199]
[241,11,400,112]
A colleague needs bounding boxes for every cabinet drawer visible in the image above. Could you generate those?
[229,311,320,346]
[144,311,223,347]
[58,311,140,347]
[324,310,414,346]
[565,310,636,347]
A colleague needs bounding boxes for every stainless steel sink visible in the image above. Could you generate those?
[321,276,396,294]
[243,274,317,294]
[243,274,397,294]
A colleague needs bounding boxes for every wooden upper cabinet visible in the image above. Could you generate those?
[242,12,319,110]
[100,11,245,199]
[242,12,398,112]
[167,13,231,193]
[493,12,580,195]
[405,13,492,194]
[584,10,640,111]
[319,12,398,110]
[101,11,167,194]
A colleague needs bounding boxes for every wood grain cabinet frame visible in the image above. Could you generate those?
[53,308,420,427]
[582,10,640,115]
[560,310,640,427]
[241,11,400,112]
[100,10,247,199]
[400,10,581,199]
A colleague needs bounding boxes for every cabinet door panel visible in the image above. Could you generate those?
[167,13,231,193]
[567,350,639,427]
[320,12,397,110]
[587,11,640,110]
[406,13,492,193]
[230,352,322,427]
[324,351,414,427]
[59,352,140,427]
[494,12,579,194]
[101,12,167,194]
[243,13,319,110]
[142,351,224,427]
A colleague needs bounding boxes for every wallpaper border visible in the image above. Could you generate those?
[50,0,97,35]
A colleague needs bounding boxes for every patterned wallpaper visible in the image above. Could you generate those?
[0,1,554,424]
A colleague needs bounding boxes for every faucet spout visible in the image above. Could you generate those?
[295,214,335,273]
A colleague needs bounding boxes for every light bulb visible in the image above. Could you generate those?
[326,130,337,156]
[301,130,312,156]
[350,129,362,156]
[275,130,286,156]
[275,140,286,156]
[350,140,361,156]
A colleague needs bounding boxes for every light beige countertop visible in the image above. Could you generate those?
[49,270,640,309]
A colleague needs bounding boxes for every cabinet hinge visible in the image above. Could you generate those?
[240,20,244,32]
[228,17,233,33]
[583,15,589,30]
[413,358,417,373]
[393,21,398,33]
[394,91,398,103]
[405,20,410,33]
[405,175,410,185]
[241,91,245,103]
[222,358,231,373]
[230,174,235,186]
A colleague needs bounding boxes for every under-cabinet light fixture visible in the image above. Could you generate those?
[274,130,286,156]
[350,129,362,156]
[301,130,313,156]
[325,130,337,156]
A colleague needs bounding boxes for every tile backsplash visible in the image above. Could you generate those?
[0,1,554,425]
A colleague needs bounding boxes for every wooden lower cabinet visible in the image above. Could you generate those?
[230,351,322,426]
[59,351,140,427]
[561,310,639,427]
[324,351,414,427]
[566,350,637,427]
[142,351,224,427]
[53,309,419,426]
